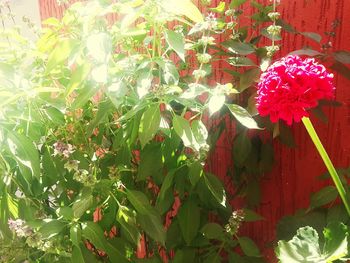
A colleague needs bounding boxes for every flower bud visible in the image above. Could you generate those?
[196,53,212,64]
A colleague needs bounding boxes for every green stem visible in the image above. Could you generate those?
[302,117,350,216]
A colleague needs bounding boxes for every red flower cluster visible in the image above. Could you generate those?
[256,55,335,125]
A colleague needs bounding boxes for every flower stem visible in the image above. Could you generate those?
[302,117,350,216]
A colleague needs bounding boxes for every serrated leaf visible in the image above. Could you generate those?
[226,104,261,129]
[164,30,185,62]
[310,186,338,209]
[139,105,161,148]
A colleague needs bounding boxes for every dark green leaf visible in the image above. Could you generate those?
[333,51,350,64]
[222,40,255,55]
[39,220,66,239]
[72,194,93,218]
[203,173,226,207]
[310,186,338,209]
[238,237,261,257]
[233,132,252,166]
[301,32,322,43]
[242,208,264,222]
[72,246,85,263]
[289,49,321,57]
[201,223,224,240]
[188,161,203,186]
[230,0,248,8]
[227,57,257,67]
[226,104,260,129]
[177,199,200,245]
[139,105,161,148]
[239,68,260,92]
[117,206,141,245]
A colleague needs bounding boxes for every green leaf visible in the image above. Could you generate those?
[323,222,348,261]
[57,206,74,221]
[157,170,176,202]
[87,100,114,136]
[72,194,93,218]
[82,222,128,263]
[139,105,161,148]
[67,62,91,95]
[173,115,199,151]
[222,40,255,55]
[137,211,166,246]
[192,120,208,147]
[208,94,225,115]
[277,223,349,263]
[44,107,65,125]
[70,224,82,247]
[188,161,203,186]
[233,132,252,166]
[72,246,85,263]
[301,32,322,43]
[127,190,153,214]
[203,173,226,207]
[177,199,200,245]
[201,223,225,240]
[71,84,98,109]
[39,220,66,239]
[226,104,261,129]
[242,208,264,222]
[239,68,260,91]
[310,186,338,209]
[165,30,185,62]
[86,32,112,63]
[209,2,226,13]
[116,206,141,245]
[7,133,40,183]
[46,39,78,73]
[161,0,203,23]
[138,143,163,182]
[238,237,261,257]
[227,57,257,67]
[333,51,350,64]
[230,0,248,8]
[289,49,321,57]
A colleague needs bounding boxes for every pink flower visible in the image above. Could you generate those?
[256,55,335,125]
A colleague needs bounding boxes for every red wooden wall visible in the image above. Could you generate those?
[38,0,350,261]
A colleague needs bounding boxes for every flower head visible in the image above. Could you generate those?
[256,55,335,125]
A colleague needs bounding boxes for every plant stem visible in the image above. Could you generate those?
[302,117,350,216]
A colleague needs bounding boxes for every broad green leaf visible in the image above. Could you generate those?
[57,207,74,221]
[139,105,161,148]
[188,161,203,186]
[233,132,251,166]
[157,170,176,202]
[82,222,128,263]
[242,208,264,222]
[70,224,82,247]
[127,190,153,215]
[164,30,185,62]
[301,32,322,43]
[46,39,77,73]
[230,0,248,8]
[67,63,92,95]
[222,40,255,55]
[138,143,163,182]
[173,115,199,151]
[177,199,200,245]
[203,173,226,207]
[238,237,261,257]
[201,223,224,240]
[39,220,66,239]
[310,186,338,209]
[44,107,65,125]
[208,94,225,115]
[209,2,226,13]
[161,0,203,23]
[72,246,85,263]
[71,84,98,109]
[137,211,166,246]
[226,104,260,129]
[72,194,93,218]
[333,51,350,64]
[323,222,348,261]
[87,100,114,136]
[228,57,257,67]
[191,120,208,147]
[277,223,349,263]
[7,133,40,183]
[116,206,141,245]
[239,68,260,91]
[137,70,153,98]
[289,49,321,57]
